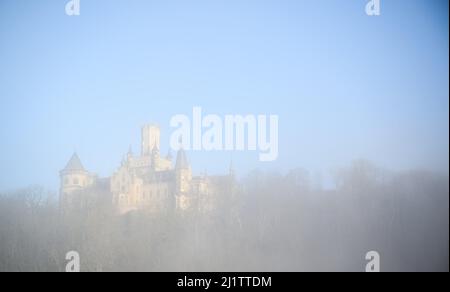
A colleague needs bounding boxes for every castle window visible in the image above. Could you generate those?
[73,178,79,185]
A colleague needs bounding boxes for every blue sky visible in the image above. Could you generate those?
[0,0,448,191]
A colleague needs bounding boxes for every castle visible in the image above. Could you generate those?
[59,125,235,214]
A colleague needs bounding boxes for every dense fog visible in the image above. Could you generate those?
[0,160,447,272]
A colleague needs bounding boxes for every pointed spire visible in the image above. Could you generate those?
[166,149,173,161]
[63,153,85,172]
[152,145,160,155]
[175,148,189,169]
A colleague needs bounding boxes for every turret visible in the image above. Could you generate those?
[175,148,192,193]
[166,149,173,162]
[59,153,92,208]
[127,145,133,160]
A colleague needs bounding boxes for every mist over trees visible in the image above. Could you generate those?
[0,160,448,272]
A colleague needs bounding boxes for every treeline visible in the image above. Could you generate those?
[0,160,448,272]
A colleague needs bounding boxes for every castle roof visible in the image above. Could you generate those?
[63,153,86,172]
[175,148,189,169]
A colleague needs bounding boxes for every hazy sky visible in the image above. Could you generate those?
[0,0,448,191]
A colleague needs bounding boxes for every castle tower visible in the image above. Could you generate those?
[151,145,160,168]
[175,148,192,193]
[59,153,91,209]
[142,125,160,157]
[175,148,192,211]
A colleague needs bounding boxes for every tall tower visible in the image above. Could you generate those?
[175,148,192,193]
[175,148,192,211]
[151,145,160,169]
[141,125,160,156]
[59,153,91,209]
